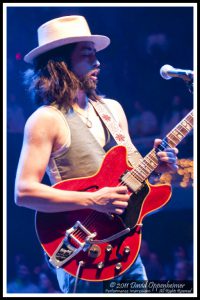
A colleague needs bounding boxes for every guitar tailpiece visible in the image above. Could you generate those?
[49,221,97,268]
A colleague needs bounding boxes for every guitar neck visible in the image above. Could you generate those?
[130,110,193,182]
[166,110,193,147]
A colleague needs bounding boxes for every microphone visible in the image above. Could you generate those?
[160,64,193,81]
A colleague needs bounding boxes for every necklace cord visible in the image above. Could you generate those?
[73,104,93,128]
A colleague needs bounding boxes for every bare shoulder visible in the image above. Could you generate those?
[103,98,124,113]
[24,106,60,140]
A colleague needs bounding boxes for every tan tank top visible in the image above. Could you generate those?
[46,106,116,184]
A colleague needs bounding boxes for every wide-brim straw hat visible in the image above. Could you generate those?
[24,15,110,64]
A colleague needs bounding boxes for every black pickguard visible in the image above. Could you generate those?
[121,182,149,228]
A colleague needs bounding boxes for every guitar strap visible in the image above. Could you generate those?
[90,99,143,167]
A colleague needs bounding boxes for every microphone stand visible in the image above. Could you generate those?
[185,79,193,94]
[181,70,193,95]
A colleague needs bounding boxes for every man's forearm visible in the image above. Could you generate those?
[15,181,94,212]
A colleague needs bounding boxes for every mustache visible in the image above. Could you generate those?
[79,77,97,90]
[79,69,100,90]
[88,68,100,77]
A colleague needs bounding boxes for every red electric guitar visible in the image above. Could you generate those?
[36,110,193,281]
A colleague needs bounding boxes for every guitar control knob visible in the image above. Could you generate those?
[88,245,101,258]
[124,246,130,254]
[97,262,104,269]
[115,262,122,271]
[106,244,112,252]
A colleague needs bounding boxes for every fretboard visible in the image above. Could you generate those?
[130,110,193,182]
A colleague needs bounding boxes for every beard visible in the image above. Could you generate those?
[79,74,98,97]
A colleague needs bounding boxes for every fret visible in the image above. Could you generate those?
[133,170,146,182]
[130,163,148,182]
[167,132,180,147]
[130,150,159,181]
[137,166,149,179]
[166,110,193,148]
[167,129,183,146]
[187,113,193,126]
[142,157,155,172]
[173,124,186,136]
[131,168,146,182]
[183,119,193,131]
[179,122,190,133]
[146,158,157,168]
[146,151,159,170]
[168,123,192,145]
[165,133,176,148]
[138,162,152,175]
[127,110,193,185]
[129,166,144,182]
[142,160,156,175]
[187,120,193,127]
[177,126,189,137]
[185,116,193,127]
[179,111,193,129]
[148,150,159,165]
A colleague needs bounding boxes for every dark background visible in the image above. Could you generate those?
[6,5,194,285]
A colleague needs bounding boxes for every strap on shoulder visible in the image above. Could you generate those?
[90,99,143,167]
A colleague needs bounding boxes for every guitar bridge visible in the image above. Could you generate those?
[49,221,96,268]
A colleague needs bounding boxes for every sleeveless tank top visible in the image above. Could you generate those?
[46,103,116,184]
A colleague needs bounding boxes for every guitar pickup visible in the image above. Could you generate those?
[49,221,97,268]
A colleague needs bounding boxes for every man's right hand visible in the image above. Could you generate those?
[91,186,129,215]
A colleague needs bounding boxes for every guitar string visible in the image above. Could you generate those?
[70,116,194,238]
[71,142,169,241]
[121,113,193,187]
[72,181,126,241]
[71,141,169,241]
[70,112,193,241]
[125,114,190,185]
[71,138,174,240]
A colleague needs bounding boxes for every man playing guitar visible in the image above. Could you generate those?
[15,15,179,293]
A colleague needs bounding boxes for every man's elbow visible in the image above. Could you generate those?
[14,188,24,207]
[14,183,30,207]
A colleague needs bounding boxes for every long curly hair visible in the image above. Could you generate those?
[23,43,102,111]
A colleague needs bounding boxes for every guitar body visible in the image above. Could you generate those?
[36,145,172,281]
